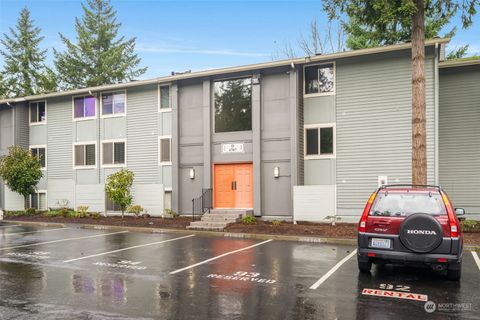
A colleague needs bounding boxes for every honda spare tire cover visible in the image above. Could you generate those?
[399,213,443,253]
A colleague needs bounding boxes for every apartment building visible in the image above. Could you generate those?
[0,38,479,220]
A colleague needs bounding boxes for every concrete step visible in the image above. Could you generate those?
[188,221,228,228]
[186,225,225,231]
[209,209,253,216]
[200,213,241,222]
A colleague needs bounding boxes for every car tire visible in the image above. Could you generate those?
[446,264,462,281]
[358,260,372,273]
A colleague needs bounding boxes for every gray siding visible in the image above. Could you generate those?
[14,103,29,148]
[439,65,480,214]
[48,96,73,179]
[336,50,436,216]
[0,106,14,156]
[126,85,159,183]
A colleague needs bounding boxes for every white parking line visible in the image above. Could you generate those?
[309,249,357,290]
[63,234,195,263]
[472,251,480,271]
[170,239,273,275]
[0,225,20,229]
[4,227,70,236]
[0,231,128,251]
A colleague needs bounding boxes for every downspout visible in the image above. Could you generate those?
[434,43,439,185]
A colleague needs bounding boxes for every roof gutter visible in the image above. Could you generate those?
[0,38,450,105]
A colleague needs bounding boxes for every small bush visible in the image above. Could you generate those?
[127,205,144,218]
[4,210,26,218]
[165,209,178,218]
[242,215,257,225]
[76,206,89,218]
[90,212,101,220]
[44,210,64,217]
[271,220,281,226]
[461,220,480,233]
[25,208,37,216]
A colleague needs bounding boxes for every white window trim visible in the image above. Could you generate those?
[303,62,336,97]
[158,135,172,166]
[158,84,172,112]
[73,141,98,169]
[30,144,47,171]
[100,89,127,118]
[30,190,47,211]
[304,123,336,159]
[29,100,47,126]
[72,95,97,121]
[101,138,127,168]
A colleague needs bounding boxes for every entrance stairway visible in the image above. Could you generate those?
[187,209,253,231]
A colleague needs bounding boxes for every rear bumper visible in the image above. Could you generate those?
[358,232,463,267]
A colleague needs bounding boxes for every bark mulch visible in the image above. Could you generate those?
[5,215,192,230]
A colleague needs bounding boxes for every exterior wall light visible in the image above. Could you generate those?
[274,167,280,178]
[189,168,195,180]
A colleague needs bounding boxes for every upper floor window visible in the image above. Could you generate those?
[30,146,46,169]
[305,125,335,159]
[214,78,252,133]
[30,101,46,124]
[159,136,172,165]
[102,91,126,116]
[102,140,126,166]
[159,85,171,111]
[74,143,96,168]
[305,63,335,95]
[73,95,96,120]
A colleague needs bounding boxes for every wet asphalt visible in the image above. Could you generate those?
[0,223,479,320]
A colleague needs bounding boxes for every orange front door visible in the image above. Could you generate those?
[214,163,253,208]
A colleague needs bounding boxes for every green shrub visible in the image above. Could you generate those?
[242,215,257,225]
[25,208,36,216]
[461,220,480,233]
[127,205,144,218]
[76,206,89,218]
[90,212,101,220]
[4,210,26,218]
[44,210,63,217]
[271,219,281,226]
[164,209,178,218]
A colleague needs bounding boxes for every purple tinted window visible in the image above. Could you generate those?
[74,97,85,118]
[114,93,125,114]
[84,96,96,117]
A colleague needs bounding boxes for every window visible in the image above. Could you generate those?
[29,101,46,124]
[30,146,46,169]
[370,192,446,217]
[305,63,335,95]
[305,125,335,158]
[73,96,96,119]
[102,141,126,166]
[159,136,172,164]
[102,91,126,116]
[106,194,122,212]
[164,190,172,212]
[30,192,47,210]
[74,143,96,167]
[214,78,252,133]
[159,85,171,111]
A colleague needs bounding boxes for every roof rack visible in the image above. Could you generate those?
[380,184,442,190]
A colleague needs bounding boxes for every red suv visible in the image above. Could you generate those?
[357,185,464,280]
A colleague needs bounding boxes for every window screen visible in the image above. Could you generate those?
[160,86,170,109]
[160,138,171,163]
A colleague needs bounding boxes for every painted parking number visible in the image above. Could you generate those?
[233,271,260,278]
[379,283,411,292]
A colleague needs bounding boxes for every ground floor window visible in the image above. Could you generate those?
[164,190,172,212]
[105,194,122,212]
[30,192,47,210]
[304,124,335,159]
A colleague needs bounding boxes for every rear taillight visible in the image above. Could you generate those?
[359,191,377,232]
[442,193,460,237]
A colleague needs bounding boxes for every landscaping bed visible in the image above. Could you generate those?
[5,214,192,229]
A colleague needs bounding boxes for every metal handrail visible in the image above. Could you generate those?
[192,188,212,221]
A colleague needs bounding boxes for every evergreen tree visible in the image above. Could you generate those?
[54,0,147,89]
[0,7,56,97]
[0,74,7,98]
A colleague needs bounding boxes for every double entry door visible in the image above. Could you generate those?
[214,163,253,209]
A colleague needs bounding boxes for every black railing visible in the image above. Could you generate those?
[192,188,212,221]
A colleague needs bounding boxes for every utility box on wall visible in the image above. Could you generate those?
[293,185,336,223]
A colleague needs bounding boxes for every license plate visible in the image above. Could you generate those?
[370,238,391,249]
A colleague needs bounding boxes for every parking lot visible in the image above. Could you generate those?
[0,223,479,319]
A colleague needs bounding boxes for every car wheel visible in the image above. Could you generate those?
[358,260,372,273]
[447,263,462,281]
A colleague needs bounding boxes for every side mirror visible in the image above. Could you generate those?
[455,208,465,216]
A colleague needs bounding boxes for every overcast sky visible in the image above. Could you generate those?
[0,0,479,79]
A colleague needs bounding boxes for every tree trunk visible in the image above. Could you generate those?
[411,0,427,185]
[24,195,29,210]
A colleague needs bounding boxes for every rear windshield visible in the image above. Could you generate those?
[370,192,446,217]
